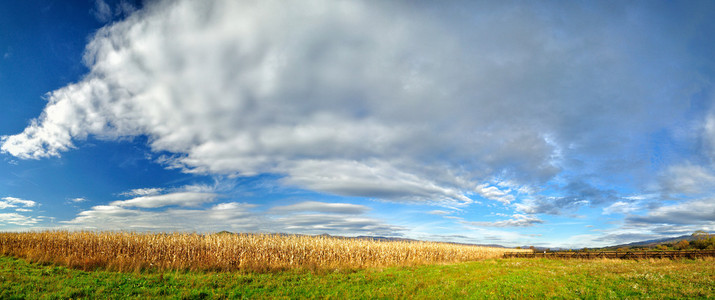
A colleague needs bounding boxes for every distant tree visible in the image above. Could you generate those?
[616,247,628,252]
[515,246,521,249]
[691,231,715,250]
[656,244,669,251]
[674,240,690,250]
[692,230,709,238]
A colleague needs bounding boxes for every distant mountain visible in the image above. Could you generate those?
[603,233,713,249]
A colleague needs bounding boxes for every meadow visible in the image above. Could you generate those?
[1,256,712,299]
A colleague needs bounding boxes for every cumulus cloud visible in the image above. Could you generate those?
[0,0,704,213]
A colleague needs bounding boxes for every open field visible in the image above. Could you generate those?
[2,231,712,298]
[0,231,528,272]
[1,256,712,299]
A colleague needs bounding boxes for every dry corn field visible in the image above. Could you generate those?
[0,231,530,272]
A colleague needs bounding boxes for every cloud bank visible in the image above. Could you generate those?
[61,186,401,235]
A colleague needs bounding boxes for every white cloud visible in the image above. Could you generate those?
[703,111,715,160]
[275,214,402,236]
[411,227,541,247]
[269,201,370,214]
[462,214,544,228]
[0,213,41,226]
[63,202,261,232]
[514,181,617,215]
[602,201,640,215]
[92,0,113,23]
[62,199,401,235]
[628,199,715,225]
[0,0,702,212]
[428,210,452,215]
[70,197,87,203]
[587,198,715,246]
[661,164,715,195]
[0,197,37,209]
[92,0,137,23]
[0,197,41,227]
[475,184,515,204]
[110,192,218,208]
[282,159,474,204]
[120,188,164,197]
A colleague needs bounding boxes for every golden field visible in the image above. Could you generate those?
[0,231,530,272]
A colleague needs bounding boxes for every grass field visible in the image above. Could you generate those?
[1,256,713,299]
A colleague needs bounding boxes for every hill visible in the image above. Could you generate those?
[600,231,715,250]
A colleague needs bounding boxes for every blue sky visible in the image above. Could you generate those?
[1,0,714,248]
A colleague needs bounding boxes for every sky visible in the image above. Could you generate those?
[1,0,714,248]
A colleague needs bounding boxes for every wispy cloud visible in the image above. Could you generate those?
[70,197,87,203]
[110,192,218,208]
[91,0,112,23]
[269,201,370,215]
[602,201,640,215]
[460,214,544,228]
[119,188,164,197]
[91,0,137,23]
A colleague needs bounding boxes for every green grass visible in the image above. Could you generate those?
[1,256,713,299]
